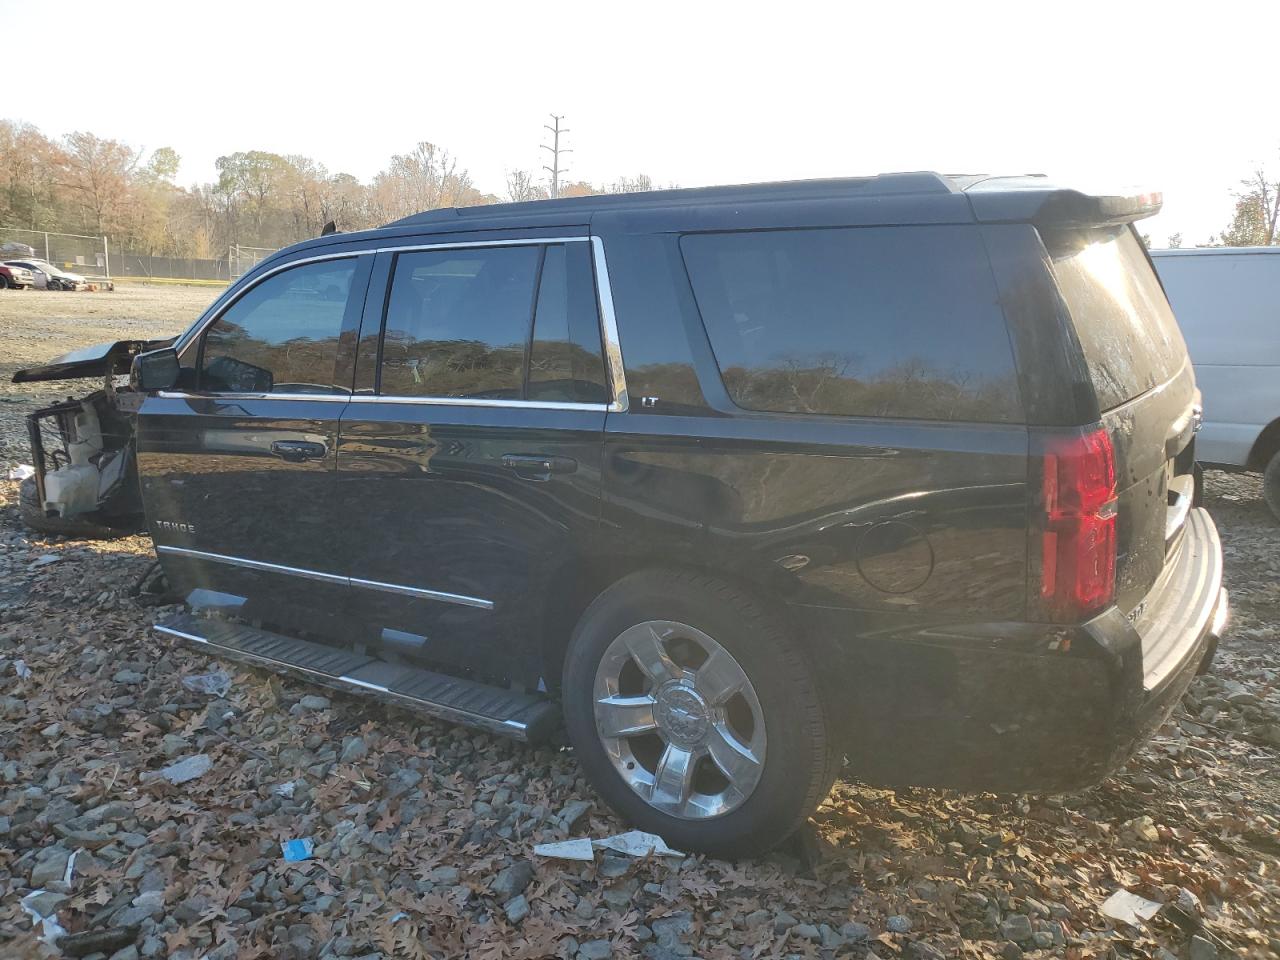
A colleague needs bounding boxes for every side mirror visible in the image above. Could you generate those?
[132,347,180,392]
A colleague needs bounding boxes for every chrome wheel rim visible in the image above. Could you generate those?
[593,619,766,820]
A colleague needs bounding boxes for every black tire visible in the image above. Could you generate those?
[1264,451,1280,523]
[0,274,9,289]
[18,477,129,540]
[562,568,839,858]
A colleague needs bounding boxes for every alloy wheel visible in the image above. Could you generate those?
[592,619,766,819]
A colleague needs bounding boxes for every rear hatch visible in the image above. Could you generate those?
[1040,224,1198,617]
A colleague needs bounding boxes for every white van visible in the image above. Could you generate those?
[1150,246,1280,520]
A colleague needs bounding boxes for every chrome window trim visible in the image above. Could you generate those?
[172,233,629,413]
[154,390,608,412]
[591,236,629,413]
[156,545,494,610]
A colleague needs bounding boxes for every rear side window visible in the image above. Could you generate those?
[201,259,355,394]
[1042,226,1187,411]
[527,244,608,403]
[378,243,607,402]
[680,226,1022,422]
[380,246,540,399]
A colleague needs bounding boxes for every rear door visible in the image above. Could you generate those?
[138,254,371,633]
[334,236,611,685]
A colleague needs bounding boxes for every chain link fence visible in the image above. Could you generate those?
[0,229,110,280]
[0,230,282,283]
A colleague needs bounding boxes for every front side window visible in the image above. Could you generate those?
[200,259,356,394]
[681,226,1022,422]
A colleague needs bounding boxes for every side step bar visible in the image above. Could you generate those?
[155,612,560,742]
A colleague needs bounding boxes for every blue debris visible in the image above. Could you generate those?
[281,838,315,862]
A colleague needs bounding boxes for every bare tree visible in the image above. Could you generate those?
[1217,166,1280,246]
[505,170,547,203]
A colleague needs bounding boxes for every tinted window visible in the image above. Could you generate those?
[606,233,709,412]
[380,246,540,399]
[1043,226,1187,411]
[527,244,608,403]
[680,226,1021,422]
[201,259,355,394]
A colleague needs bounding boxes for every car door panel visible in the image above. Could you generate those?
[138,254,371,635]
[333,237,610,686]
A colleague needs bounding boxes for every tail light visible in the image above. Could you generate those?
[1035,427,1117,622]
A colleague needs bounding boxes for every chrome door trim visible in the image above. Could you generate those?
[170,234,629,413]
[155,544,494,610]
[349,574,494,609]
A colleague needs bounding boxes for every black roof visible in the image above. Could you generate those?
[262,172,1161,270]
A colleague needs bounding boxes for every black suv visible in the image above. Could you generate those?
[117,174,1225,856]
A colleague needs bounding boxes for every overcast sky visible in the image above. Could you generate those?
[4,0,1274,246]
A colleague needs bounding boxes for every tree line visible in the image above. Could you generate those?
[6,118,1280,254]
[0,119,663,258]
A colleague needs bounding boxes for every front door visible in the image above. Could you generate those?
[138,254,372,635]
[335,237,611,686]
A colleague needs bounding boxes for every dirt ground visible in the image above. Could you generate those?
[0,285,1277,960]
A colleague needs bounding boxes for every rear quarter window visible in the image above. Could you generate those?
[1042,226,1187,411]
[680,226,1022,422]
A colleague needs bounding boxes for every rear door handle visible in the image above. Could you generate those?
[501,453,577,480]
[270,440,327,462]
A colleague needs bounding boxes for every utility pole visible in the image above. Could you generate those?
[541,114,571,199]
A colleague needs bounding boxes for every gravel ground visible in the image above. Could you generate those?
[1,288,1278,959]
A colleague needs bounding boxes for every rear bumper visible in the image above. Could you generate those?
[796,508,1227,792]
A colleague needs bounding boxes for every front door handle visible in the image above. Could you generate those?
[270,439,327,462]
[501,453,577,481]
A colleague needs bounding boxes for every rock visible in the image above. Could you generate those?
[159,734,188,758]
[152,753,212,785]
[1000,943,1023,960]
[339,737,368,763]
[30,846,72,886]
[23,890,67,917]
[113,669,145,685]
[1032,931,1054,949]
[60,927,146,959]
[744,909,770,929]
[651,912,694,950]
[886,915,912,934]
[1188,935,1217,960]
[773,911,798,934]
[490,860,535,902]
[1122,815,1160,843]
[910,943,946,960]
[298,694,330,711]
[840,921,872,941]
[1176,886,1203,915]
[578,940,613,960]
[560,798,592,830]
[1001,914,1034,942]
[792,923,821,942]
[109,946,140,960]
[504,893,529,924]
[598,855,631,878]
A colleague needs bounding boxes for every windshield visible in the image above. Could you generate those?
[1042,225,1188,411]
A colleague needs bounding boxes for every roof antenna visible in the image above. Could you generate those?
[320,220,338,236]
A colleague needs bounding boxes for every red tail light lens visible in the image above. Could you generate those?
[1038,428,1117,622]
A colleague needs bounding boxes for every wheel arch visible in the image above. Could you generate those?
[537,553,797,696]
[1246,416,1280,472]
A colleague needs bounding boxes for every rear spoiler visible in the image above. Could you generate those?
[11,338,175,384]
[961,175,1162,227]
